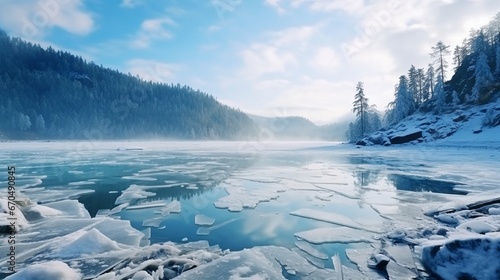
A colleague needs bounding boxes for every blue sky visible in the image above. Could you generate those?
[1,0,500,124]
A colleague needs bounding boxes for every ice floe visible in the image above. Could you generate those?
[295,227,374,244]
[290,208,383,233]
[194,214,215,226]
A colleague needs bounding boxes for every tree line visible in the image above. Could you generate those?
[347,13,500,142]
[0,30,258,140]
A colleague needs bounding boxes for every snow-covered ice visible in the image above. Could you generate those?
[194,214,215,226]
[294,227,374,244]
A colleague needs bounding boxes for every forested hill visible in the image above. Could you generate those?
[346,13,500,145]
[0,30,258,140]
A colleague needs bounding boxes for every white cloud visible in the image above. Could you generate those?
[131,17,176,49]
[310,47,340,72]
[0,0,94,39]
[291,0,367,15]
[265,0,286,14]
[121,0,143,8]
[241,44,297,78]
[126,59,179,83]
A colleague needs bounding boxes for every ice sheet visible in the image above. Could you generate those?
[290,208,383,233]
[295,227,374,244]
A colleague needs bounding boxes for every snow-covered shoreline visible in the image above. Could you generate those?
[356,99,500,147]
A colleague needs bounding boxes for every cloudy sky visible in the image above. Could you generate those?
[1,0,499,124]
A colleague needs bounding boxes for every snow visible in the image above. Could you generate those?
[26,204,63,217]
[194,214,215,226]
[4,261,81,280]
[115,184,156,205]
[175,249,286,280]
[360,98,500,146]
[489,207,500,215]
[421,235,500,280]
[0,197,29,231]
[457,219,498,234]
[54,228,121,258]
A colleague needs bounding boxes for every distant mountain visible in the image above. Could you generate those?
[0,30,257,140]
[249,115,347,141]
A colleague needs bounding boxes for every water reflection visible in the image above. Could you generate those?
[388,174,468,195]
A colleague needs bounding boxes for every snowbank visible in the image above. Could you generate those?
[422,234,500,280]
[358,99,500,146]
[4,261,81,280]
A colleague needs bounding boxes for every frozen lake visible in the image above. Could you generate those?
[1,141,499,279]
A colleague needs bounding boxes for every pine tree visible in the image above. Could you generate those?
[424,64,435,100]
[434,78,446,113]
[407,65,418,111]
[431,41,451,83]
[452,91,461,106]
[495,45,500,78]
[416,68,425,106]
[352,81,368,138]
[453,45,462,71]
[469,52,494,104]
[391,75,412,123]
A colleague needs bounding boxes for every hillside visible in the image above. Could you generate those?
[357,99,500,147]
[0,30,257,140]
[353,14,500,146]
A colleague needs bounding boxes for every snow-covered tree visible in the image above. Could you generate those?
[352,81,369,137]
[431,41,451,83]
[451,91,461,106]
[407,65,419,109]
[388,75,413,123]
[416,68,425,106]
[433,78,446,113]
[469,52,494,104]
[495,45,500,78]
[424,64,435,101]
[453,45,463,71]
[35,114,45,132]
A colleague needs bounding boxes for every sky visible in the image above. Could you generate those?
[1,0,499,124]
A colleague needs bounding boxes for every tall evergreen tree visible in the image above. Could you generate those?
[453,45,463,71]
[388,75,412,124]
[495,45,500,78]
[433,78,446,113]
[469,52,494,104]
[431,41,451,83]
[352,81,369,137]
[416,68,425,106]
[424,64,435,100]
[407,65,419,111]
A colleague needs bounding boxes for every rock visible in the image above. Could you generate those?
[453,115,467,122]
[367,132,390,145]
[389,130,423,144]
[355,139,368,146]
[422,236,500,280]
[371,253,390,270]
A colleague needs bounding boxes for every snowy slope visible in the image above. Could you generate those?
[359,98,500,147]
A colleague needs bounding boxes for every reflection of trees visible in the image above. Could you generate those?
[388,174,467,195]
[139,185,214,203]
